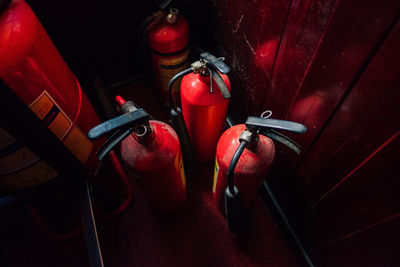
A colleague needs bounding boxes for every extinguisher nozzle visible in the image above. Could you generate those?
[115,95,126,106]
[170,107,196,169]
[225,186,244,234]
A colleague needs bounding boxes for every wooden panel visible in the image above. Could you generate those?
[284,0,400,152]
[311,215,400,266]
[305,133,400,249]
[262,0,337,118]
[208,0,292,118]
[295,20,400,209]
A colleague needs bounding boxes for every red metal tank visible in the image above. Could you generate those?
[213,124,275,214]
[0,0,102,190]
[147,8,190,101]
[120,121,186,213]
[181,73,231,162]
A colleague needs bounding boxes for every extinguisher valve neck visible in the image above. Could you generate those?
[121,101,138,114]
[239,129,258,146]
[191,61,207,73]
[166,8,179,24]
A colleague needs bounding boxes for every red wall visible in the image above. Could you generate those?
[208,0,400,265]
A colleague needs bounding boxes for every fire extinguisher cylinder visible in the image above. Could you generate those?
[168,52,232,166]
[145,6,190,101]
[88,97,187,213]
[214,116,307,233]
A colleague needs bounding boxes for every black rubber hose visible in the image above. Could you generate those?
[227,141,247,194]
[168,68,192,109]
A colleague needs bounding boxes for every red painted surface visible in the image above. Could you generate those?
[148,13,189,54]
[181,73,231,162]
[214,124,275,213]
[121,120,186,213]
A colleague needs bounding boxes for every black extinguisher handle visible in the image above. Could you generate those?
[200,52,231,99]
[245,117,306,134]
[245,116,307,154]
[225,140,248,234]
[88,109,149,140]
[87,105,150,160]
[200,52,230,74]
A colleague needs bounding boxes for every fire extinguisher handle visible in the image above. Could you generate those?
[88,109,149,139]
[200,52,230,74]
[200,52,231,99]
[210,69,231,99]
[95,128,132,161]
[245,117,307,134]
[263,129,302,154]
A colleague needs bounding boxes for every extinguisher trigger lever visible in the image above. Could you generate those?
[198,52,231,99]
[245,117,307,134]
[210,69,231,99]
[263,129,302,154]
[245,116,307,154]
[200,52,230,74]
[96,129,132,161]
[88,108,150,160]
[88,108,149,140]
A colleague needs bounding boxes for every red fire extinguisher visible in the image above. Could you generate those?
[213,115,307,233]
[168,52,231,166]
[0,0,103,190]
[141,4,190,101]
[88,96,186,213]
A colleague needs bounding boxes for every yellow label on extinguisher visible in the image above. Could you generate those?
[0,90,93,191]
[174,151,186,188]
[213,158,220,193]
[159,49,190,96]
[30,91,93,163]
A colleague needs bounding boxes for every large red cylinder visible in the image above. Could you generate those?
[213,124,275,214]
[0,0,102,190]
[181,73,231,163]
[121,120,186,213]
[147,10,190,101]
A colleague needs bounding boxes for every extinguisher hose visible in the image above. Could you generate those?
[168,68,192,110]
[227,141,247,194]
